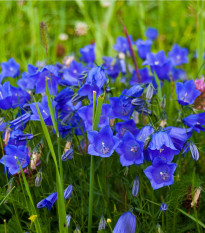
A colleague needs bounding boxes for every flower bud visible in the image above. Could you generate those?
[61,149,73,161]
[35,172,42,187]
[146,83,154,100]
[160,95,166,109]
[132,175,139,197]
[64,185,73,199]
[66,215,71,227]
[98,215,106,230]
[189,142,199,161]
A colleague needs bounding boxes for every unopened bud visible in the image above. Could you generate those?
[132,175,139,197]
[35,172,42,187]
[146,83,154,100]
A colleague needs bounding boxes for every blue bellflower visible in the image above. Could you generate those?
[135,39,152,60]
[116,131,144,166]
[113,36,133,54]
[37,192,57,210]
[129,67,155,86]
[144,157,177,190]
[145,27,158,40]
[0,58,20,82]
[160,203,168,212]
[148,131,179,162]
[102,56,120,79]
[115,119,139,139]
[143,51,171,81]
[168,44,188,66]
[183,112,205,133]
[80,44,95,64]
[176,80,201,106]
[78,103,111,131]
[30,96,54,126]
[113,212,136,233]
[87,125,120,158]
[171,67,186,81]
[9,113,31,130]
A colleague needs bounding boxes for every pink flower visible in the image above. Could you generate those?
[195,77,205,93]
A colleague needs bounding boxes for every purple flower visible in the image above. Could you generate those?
[113,212,136,233]
[7,130,33,146]
[148,131,179,162]
[135,39,152,60]
[116,131,144,166]
[78,103,111,131]
[183,112,205,133]
[113,36,133,54]
[160,203,168,212]
[129,67,155,86]
[168,44,188,66]
[54,87,74,108]
[0,82,13,109]
[115,119,139,139]
[102,56,120,79]
[0,58,20,82]
[9,113,31,130]
[176,80,201,106]
[37,192,57,210]
[80,44,95,64]
[144,157,177,190]
[145,27,158,41]
[0,145,30,175]
[171,67,186,82]
[87,125,120,158]
[34,65,60,95]
[143,51,171,81]
[64,185,73,199]
[30,96,54,126]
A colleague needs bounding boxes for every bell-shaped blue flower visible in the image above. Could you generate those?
[176,80,201,106]
[115,119,139,139]
[87,125,120,158]
[61,149,73,161]
[144,157,177,190]
[37,192,57,210]
[148,131,179,162]
[171,67,186,81]
[9,113,31,130]
[116,131,144,166]
[168,44,188,66]
[78,103,111,131]
[160,203,168,212]
[113,211,136,233]
[113,36,133,54]
[135,39,152,60]
[183,112,205,133]
[80,44,95,64]
[143,51,171,81]
[145,27,158,41]
[129,67,155,86]
[0,58,20,82]
[102,56,119,79]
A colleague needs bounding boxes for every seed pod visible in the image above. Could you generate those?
[61,149,73,161]
[132,175,139,197]
[35,172,42,187]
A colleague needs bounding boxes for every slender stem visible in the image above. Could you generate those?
[120,18,141,83]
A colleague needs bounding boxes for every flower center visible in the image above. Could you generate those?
[154,61,159,65]
[100,142,109,154]
[130,146,138,152]
[160,172,169,181]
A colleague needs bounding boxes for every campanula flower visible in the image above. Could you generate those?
[176,80,201,106]
[66,215,71,227]
[183,112,205,133]
[116,131,144,166]
[189,141,199,161]
[79,44,95,64]
[61,149,73,161]
[0,145,30,175]
[145,27,158,40]
[30,96,54,126]
[7,130,33,146]
[143,51,171,81]
[113,36,133,54]
[0,82,13,109]
[78,103,111,131]
[10,86,30,109]
[102,56,119,79]
[160,203,168,212]
[168,44,188,66]
[135,39,152,60]
[115,119,139,139]
[165,127,192,151]
[132,175,140,197]
[34,65,61,95]
[113,211,136,233]
[9,113,31,130]
[144,157,177,190]
[87,125,120,158]
[64,185,73,199]
[17,64,38,90]
[0,58,20,82]
[148,131,179,162]
[171,67,186,81]
[37,192,57,210]
[62,60,85,87]
[54,87,74,109]
[129,67,155,86]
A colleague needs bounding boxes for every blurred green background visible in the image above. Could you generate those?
[0,0,201,69]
